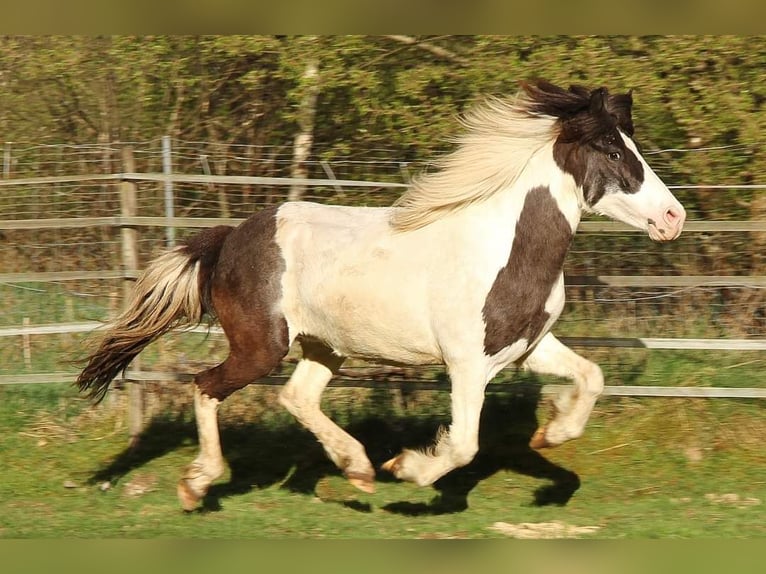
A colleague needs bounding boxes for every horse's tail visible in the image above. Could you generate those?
[76,225,234,402]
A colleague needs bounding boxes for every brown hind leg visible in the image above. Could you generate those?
[177,207,290,509]
[178,353,281,510]
[178,338,287,511]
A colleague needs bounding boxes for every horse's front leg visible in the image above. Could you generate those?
[382,362,488,486]
[520,332,604,448]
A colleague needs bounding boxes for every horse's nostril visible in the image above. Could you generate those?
[664,206,683,226]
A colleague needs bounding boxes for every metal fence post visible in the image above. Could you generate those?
[162,135,175,247]
[3,142,11,179]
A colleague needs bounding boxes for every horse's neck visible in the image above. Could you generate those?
[537,169,582,233]
[441,152,582,241]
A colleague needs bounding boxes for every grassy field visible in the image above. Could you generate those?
[1,377,764,539]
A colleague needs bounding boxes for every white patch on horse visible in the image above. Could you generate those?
[276,202,443,365]
[485,339,529,381]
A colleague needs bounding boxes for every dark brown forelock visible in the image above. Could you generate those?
[520,80,634,139]
[520,80,591,119]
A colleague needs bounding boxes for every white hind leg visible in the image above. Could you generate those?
[520,332,604,448]
[382,362,488,486]
[177,332,288,511]
[278,340,376,493]
[177,386,226,511]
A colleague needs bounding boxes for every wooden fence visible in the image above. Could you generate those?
[2,168,766,440]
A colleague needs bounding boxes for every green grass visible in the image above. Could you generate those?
[1,381,764,538]
[0,282,115,327]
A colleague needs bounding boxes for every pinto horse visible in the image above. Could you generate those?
[77,80,685,510]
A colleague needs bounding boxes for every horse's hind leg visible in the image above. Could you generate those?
[178,338,288,511]
[278,339,376,494]
[177,383,225,511]
[520,332,604,448]
[176,208,292,510]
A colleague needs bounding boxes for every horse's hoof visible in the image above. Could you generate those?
[177,479,201,512]
[529,427,551,449]
[346,472,376,494]
[381,455,402,475]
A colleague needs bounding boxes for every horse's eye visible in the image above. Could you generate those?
[607,151,621,161]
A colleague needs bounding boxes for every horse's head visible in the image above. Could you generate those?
[524,81,686,241]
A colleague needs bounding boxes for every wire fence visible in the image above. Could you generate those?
[1,139,765,411]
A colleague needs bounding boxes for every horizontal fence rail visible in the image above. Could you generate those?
[3,215,766,233]
[2,371,764,399]
[0,171,765,232]
[1,168,765,405]
[3,270,765,288]
[2,322,766,351]
[2,321,765,399]
[0,172,408,189]
[3,170,766,190]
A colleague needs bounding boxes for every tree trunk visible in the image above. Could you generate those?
[288,57,320,202]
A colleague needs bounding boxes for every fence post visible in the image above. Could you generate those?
[120,145,144,447]
[3,142,11,179]
[162,135,175,248]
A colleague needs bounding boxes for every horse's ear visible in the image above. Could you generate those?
[608,90,635,136]
[589,88,608,115]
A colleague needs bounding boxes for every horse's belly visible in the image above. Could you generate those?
[281,270,443,365]
[329,334,443,366]
[290,304,443,365]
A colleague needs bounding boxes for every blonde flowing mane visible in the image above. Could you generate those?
[390,91,560,232]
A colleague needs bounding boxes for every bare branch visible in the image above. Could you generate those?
[383,35,468,65]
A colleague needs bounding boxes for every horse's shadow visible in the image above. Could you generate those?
[369,385,580,515]
[87,383,579,514]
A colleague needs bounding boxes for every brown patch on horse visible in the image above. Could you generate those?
[76,226,234,402]
[522,81,644,207]
[482,186,573,356]
[553,131,644,207]
[196,207,290,401]
[183,225,235,315]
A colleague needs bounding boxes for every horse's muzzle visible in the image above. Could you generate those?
[647,204,686,241]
